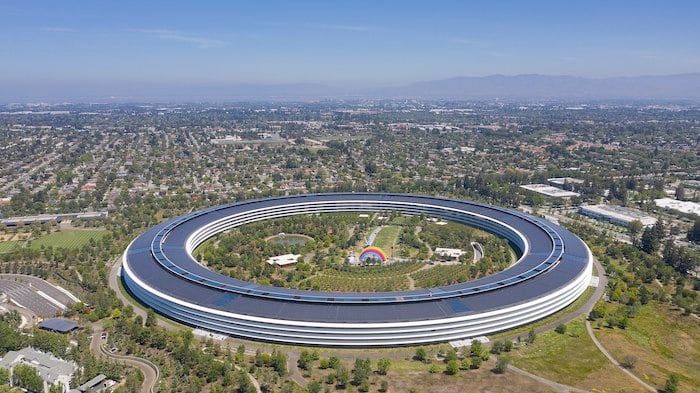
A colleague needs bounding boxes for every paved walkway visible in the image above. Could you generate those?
[90,322,160,393]
[508,364,590,393]
[585,320,656,393]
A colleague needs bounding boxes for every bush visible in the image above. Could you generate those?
[414,347,427,362]
[555,324,567,334]
[445,359,459,375]
[377,358,390,375]
[469,356,482,369]
[621,355,637,369]
[493,357,510,374]
[380,380,389,392]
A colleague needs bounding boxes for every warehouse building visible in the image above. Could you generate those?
[579,204,657,228]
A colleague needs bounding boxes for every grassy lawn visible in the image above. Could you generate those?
[0,240,23,253]
[29,230,106,250]
[299,356,553,393]
[594,302,699,392]
[511,316,646,392]
[372,225,401,251]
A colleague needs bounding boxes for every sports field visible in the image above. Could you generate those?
[29,230,106,250]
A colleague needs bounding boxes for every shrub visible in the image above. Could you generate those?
[621,355,637,369]
[493,357,510,374]
[445,360,459,375]
[555,323,567,334]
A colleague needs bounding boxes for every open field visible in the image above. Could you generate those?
[594,302,700,393]
[511,316,646,392]
[372,225,401,251]
[29,230,106,250]
[296,352,554,393]
[0,240,22,253]
[383,362,553,393]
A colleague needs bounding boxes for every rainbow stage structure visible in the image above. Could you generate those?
[359,247,387,263]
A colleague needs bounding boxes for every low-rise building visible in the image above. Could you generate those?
[266,254,302,267]
[520,184,580,198]
[0,347,77,393]
[435,248,467,259]
[579,204,657,228]
[655,198,700,216]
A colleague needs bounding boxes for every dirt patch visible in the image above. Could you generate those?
[384,366,552,393]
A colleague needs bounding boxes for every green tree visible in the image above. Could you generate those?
[627,220,643,238]
[335,366,349,388]
[380,380,389,392]
[145,309,157,327]
[352,358,372,386]
[445,359,459,375]
[307,380,321,393]
[376,358,390,375]
[527,329,537,344]
[493,357,510,374]
[414,347,427,362]
[0,368,9,385]
[664,373,679,393]
[12,364,44,393]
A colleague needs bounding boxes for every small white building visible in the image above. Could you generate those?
[435,248,466,259]
[0,347,77,393]
[266,254,302,267]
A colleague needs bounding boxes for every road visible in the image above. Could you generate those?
[90,321,160,393]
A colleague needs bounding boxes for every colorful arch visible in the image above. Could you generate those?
[359,247,387,263]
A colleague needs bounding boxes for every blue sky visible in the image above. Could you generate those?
[1,0,699,88]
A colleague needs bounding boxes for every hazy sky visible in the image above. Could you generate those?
[1,0,699,87]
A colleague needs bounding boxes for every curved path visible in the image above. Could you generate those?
[90,321,160,393]
[585,320,656,393]
[508,364,589,393]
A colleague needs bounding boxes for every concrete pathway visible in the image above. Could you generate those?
[91,322,160,393]
[585,320,656,393]
[508,364,590,393]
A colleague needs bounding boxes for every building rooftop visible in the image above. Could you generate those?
[266,254,302,267]
[0,347,77,386]
[580,204,657,227]
[520,184,580,198]
[655,198,700,216]
[39,318,80,334]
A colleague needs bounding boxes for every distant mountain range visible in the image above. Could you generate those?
[375,73,700,100]
[4,73,700,102]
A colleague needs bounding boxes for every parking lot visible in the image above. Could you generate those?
[0,275,74,317]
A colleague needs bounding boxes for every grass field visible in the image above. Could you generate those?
[594,302,699,392]
[29,230,106,250]
[372,225,401,251]
[0,241,23,253]
[511,316,646,392]
[299,354,554,393]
